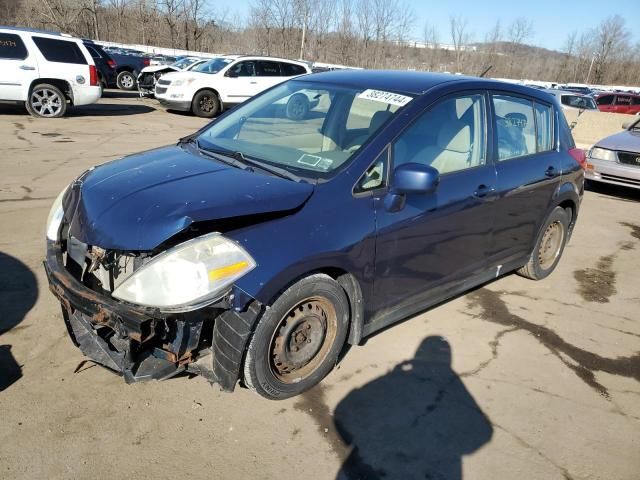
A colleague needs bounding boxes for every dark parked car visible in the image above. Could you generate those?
[83,40,116,89]
[98,48,151,90]
[44,71,584,399]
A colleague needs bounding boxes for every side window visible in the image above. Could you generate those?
[355,149,388,193]
[534,103,553,152]
[346,97,399,131]
[596,95,614,105]
[393,94,486,175]
[632,96,640,105]
[32,37,87,64]
[86,45,101,59]
[281,62,306,76]
[256,60,280,77]
[492,95,536,161]
[229,60,256,77]
[615,95,631,105]
[0,33,28,60]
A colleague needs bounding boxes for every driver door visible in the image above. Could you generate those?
[368,92,497,325]
[222,60,260,104]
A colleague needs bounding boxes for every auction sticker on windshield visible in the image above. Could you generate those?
[357,89,413,106]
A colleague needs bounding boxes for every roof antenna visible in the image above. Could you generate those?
[479,65,493,78]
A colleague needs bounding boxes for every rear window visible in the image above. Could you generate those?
[32,37,87,65]
[596,95,614,105]
[85,45,101,59]
[281,62,306,76]
[0,33,28,60]
[561,95,596,110]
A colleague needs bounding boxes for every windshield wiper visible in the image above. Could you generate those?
[197,141,303,183]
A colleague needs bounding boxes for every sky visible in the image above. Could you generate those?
[222,0,640,52]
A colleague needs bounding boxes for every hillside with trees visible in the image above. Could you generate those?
[1,0,638,86]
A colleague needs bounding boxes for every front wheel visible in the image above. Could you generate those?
[25,83,67,118]
[285,93,310,120]
[116,71,136,90]
[517,206,570,280]
[243,274,349,400]
[191,89,220,118]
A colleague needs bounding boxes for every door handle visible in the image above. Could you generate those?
[20,65,36,71]
[545,166,559,178]
[473,184,495,198]
[249,81,258,84]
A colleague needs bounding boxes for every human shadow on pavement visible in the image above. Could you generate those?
[0,345,22,392]
[0,252,36,391]
[334,336,493,480]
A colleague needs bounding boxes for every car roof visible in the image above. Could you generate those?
[296,69,555,98]
[224,54,308,65]
[0,25,72,38]
[543,89,590,97]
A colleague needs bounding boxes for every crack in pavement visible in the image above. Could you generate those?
[460,326,519,378]
[467,289,640,399]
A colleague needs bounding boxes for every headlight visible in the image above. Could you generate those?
[112,233,256,312]
[171,78,194,87]
[45,185,68,241]
[589,147,617,161]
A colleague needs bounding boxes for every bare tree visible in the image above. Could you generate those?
[449,15,470,73]
[592,15,628,84]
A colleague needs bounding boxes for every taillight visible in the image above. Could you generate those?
[569,148,587,169]
[143,58,150,66]
[89,65,98,86]
[106,59,116,69]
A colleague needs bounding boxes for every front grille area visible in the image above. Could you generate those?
[157,78,171,86]
[618,151,640,168]
[155,87,167,95]
[601,173,640,186]
[138,73,156,88]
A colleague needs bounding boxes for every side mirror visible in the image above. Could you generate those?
[622,121,630,130]
[385,163,439,212]
[392,162,440,194]
[226,69,238,78]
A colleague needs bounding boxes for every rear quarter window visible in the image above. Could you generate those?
[281,62,307,76]
[492,94,536,160]
[632,96,640,105]
[32,37,87,65]
[0,33,28,60]
[534,103,554,152]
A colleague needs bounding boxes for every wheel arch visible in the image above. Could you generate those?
[28,78,73,104]
[192,86,223,108]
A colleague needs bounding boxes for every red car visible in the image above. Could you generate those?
[595,93,640,115]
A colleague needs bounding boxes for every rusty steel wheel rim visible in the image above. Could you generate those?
[269,296,338,383]
[538,221,564,270]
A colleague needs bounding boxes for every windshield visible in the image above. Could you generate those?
[197,80,412,179]
[562,95,597,110]
[173,57,198,69]
[191,57,233,74]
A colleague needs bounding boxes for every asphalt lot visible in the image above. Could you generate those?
[1,92,639,480]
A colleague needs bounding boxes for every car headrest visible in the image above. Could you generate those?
[437,122,471,154]
[505,113,528,129]
[369,110,393,134]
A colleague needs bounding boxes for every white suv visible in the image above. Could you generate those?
[0,27,101,118]
[155,55,311,117]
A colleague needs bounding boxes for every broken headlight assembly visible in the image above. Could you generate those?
[111,232,256,312]
[45,185,68,241]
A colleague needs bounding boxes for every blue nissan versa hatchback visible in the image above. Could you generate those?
[44,71,585,399]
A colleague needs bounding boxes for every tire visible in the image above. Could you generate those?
[25,83,67,118]
[243,274,349,400]
[116,70,136,90]
[285,93,310,120]
[517,206,570,280]
[192,89,220,118]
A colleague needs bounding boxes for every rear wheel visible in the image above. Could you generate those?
[517,206,569,280]
[25,83,67,118]
[192,89,220,118]
[285,93,310,120]
[243,274,349,400]
[116,71,136,90]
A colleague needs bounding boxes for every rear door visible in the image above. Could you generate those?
[490,93,560,263]
[0,31,37,101]
[255,60,286,91]
[614,95,632,114]
[31,36,89,82]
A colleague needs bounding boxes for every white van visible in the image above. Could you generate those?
[0,27,101,118]
[155,55,310,117]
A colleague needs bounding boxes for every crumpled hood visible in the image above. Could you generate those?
[595,130,640,152]
[140,65,179,74]
[64,145,314,250]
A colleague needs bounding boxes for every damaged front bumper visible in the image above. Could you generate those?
[44,241,262,390]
